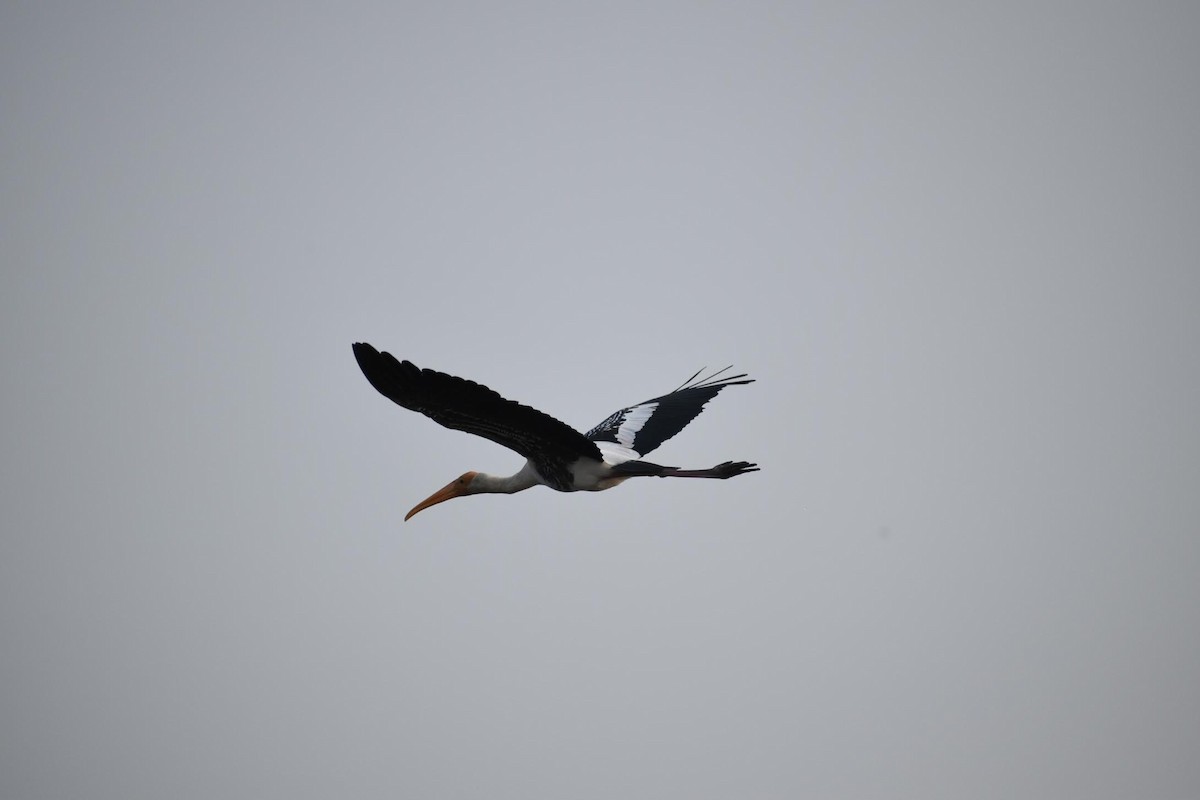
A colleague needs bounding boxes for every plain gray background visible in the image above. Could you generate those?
[3,3,1198,798]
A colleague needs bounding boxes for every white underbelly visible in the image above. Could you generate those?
[568,458,627,492]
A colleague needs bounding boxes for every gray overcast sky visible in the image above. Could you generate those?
[3,3,1198,798]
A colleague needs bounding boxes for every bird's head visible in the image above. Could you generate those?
[405,471,479,521]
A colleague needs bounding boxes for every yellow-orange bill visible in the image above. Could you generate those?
[404,478,467,521]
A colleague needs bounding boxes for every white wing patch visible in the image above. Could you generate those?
[595,401,658,464]
[616,402,657,448]
[597,440,639,465]
[619,402,657,448]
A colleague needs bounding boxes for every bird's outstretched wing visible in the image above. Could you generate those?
[584,366,754,463]
[353,343,602,463]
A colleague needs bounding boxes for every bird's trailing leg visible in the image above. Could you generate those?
[659,460,760,479]
[612,460,759,480]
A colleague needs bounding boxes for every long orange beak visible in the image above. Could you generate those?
[405,475,472,521]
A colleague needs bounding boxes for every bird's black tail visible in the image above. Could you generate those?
[611,460,759,479]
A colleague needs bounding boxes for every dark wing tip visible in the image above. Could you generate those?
[352,342,423,407]
[352,342,384,373]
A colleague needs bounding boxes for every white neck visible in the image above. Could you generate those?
[472,463,541,495]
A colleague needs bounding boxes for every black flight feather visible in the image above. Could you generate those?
[352,343,602,471]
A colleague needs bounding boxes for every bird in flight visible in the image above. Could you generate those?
[352,342,759,520]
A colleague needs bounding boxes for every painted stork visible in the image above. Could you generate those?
[352,342,759,520]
